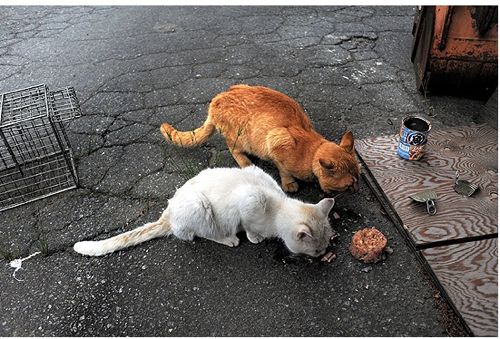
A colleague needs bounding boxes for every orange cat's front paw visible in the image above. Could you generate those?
[282,181,299,192]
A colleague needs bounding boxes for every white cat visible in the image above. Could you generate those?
[74,166,335,257]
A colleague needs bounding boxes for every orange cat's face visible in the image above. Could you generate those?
[314,132,360,193]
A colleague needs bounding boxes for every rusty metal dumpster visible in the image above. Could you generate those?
[411,6,498,98]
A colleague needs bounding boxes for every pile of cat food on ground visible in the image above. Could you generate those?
[320,227,388,264]
[349,227,388,263]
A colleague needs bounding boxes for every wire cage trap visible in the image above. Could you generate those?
[0,84,82,212]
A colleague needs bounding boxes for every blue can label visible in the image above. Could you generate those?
[397,116,431,161]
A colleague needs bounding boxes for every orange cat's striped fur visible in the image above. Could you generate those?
[160,84,360,193]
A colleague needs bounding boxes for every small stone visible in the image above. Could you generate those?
[333,212,341,219]
[385,246,394,255]
[361,266,372,273]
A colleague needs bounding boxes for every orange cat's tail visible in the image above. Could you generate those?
[160,117,215,147]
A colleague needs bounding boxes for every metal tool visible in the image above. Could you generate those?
[409,189,437,215]
[454,171,479,197]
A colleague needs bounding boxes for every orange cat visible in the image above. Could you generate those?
[160,85,360,193]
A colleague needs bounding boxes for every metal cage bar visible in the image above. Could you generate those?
[0,84,81,212]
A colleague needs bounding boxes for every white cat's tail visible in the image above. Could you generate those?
[73,215,171,257]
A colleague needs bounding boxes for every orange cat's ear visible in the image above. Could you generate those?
[319,158,336,172]
[340,131,354,153]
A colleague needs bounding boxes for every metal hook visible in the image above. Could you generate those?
[426,199,437,215]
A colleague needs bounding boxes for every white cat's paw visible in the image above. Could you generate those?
[220,236,240,247]
[247,232,264,244]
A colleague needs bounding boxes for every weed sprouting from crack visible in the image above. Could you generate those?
[0,244,19,262]
[141,200,151,216]
[0,249,14,262]
[165,130,173,142]
[35,236,50,257]
[162,144,204,181]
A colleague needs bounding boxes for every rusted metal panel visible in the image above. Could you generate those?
[412,6,498,98]
[411,6,435,93]
[470,6,498,36]
[433,6,497,61]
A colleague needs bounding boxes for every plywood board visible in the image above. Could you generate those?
[355,124,497,247]
[421,238,498,337]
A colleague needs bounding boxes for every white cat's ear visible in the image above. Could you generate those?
[316,198,335,216]
[295,224,313,240]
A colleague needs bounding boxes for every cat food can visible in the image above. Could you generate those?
[397,116,431,161]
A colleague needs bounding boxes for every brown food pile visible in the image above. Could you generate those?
[349,227,387,263]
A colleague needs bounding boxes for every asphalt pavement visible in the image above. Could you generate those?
[0,6,487,336]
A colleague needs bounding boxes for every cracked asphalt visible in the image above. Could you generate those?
[0,6,488,336]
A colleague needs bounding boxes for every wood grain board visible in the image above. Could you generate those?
[355,124,498,247]
[356,123,498,336]
[421,238,498,337]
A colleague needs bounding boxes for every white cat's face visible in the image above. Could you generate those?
[284,198,335,257]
